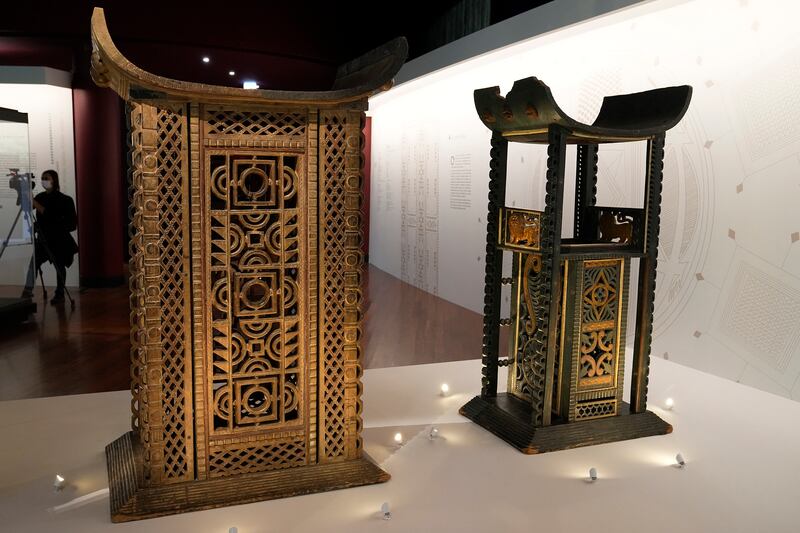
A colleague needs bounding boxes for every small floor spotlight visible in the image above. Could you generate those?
[440,383,450,396]
[393,432,403,445]
[202,56,210,63]
[665,397,674,410]
[229,528,238,533]
[428,426,439,440]
[676,453,686,467]
[588,467,598,482]
[380,501,391,520]
[54,474,66,491]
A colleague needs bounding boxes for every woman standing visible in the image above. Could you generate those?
[22,169,78,305]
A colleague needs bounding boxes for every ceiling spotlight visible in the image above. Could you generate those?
[380,501,391,520]
[54,474,66,491]
[588,467,598,482]
[202,56,210,63]
[665,397,674,410]
[428,426,439,440]
[393,432,403,445]
[676,453,686,467]
[243,80,260,90]
[440,383,450,397]
[228,70,235,76]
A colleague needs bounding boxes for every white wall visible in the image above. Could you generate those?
[369,0,800,401]
[0,74,78,288]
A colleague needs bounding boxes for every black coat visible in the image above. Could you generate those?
[34,190,78,268]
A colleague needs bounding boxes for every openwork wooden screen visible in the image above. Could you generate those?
[126,102,367,486]
[91,5,406,517]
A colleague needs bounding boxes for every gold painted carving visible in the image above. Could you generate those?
[499,207,542,252]
[597,211,633,244]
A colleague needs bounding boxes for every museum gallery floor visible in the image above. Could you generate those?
[0,356,797,532]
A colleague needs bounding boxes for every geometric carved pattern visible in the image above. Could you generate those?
[319,110,365,462]
[92,5,402,515]
[126,102,193,485]
[510,253,544,403]
[126,103,146,438]
[320,114,348,460]
[578,259,621,390]
[569,258,627,422]
[207,152,305,437]
[208,437,306,478]
[205,109,306,137]
[575,399,616,420]
[156,106,191,481]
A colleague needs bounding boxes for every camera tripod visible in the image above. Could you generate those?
[1,203,75,308]
[0,201,30,261]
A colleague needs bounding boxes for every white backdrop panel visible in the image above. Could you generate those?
[0,83,78,287]
[369,0,800,401]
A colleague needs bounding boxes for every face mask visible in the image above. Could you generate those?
[41,179,53,190]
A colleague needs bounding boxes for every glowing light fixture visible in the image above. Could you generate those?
[676,453,686,467]
[243,81,260,90]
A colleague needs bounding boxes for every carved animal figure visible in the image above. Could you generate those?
[508,212,540,247]
[597,212,633,244]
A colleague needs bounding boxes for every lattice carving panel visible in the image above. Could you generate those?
[127,102,193,484]
[206,152,307,451]
[575,399,617,420]
[319,111,364,462]
[208,437,306,478]
[320,114,348,460]
[156,107,192,481]
[205,108,307,138]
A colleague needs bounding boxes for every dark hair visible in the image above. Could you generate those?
[41,169,60,191]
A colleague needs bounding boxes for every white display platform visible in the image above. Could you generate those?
[1,357,798,532]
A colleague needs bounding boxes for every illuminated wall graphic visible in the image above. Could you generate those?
[0,83,78,287]
[369,0,800,401]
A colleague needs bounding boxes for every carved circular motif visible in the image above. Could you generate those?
[241,279,272,309]
[243,386,272,414]
[240,167,269,198]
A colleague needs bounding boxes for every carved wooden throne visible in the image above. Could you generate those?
[90,8,407,521]
[461,77,692,453]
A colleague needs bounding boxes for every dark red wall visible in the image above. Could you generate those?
[72,85,126,286]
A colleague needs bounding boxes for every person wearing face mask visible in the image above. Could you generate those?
[21,169,78,304]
